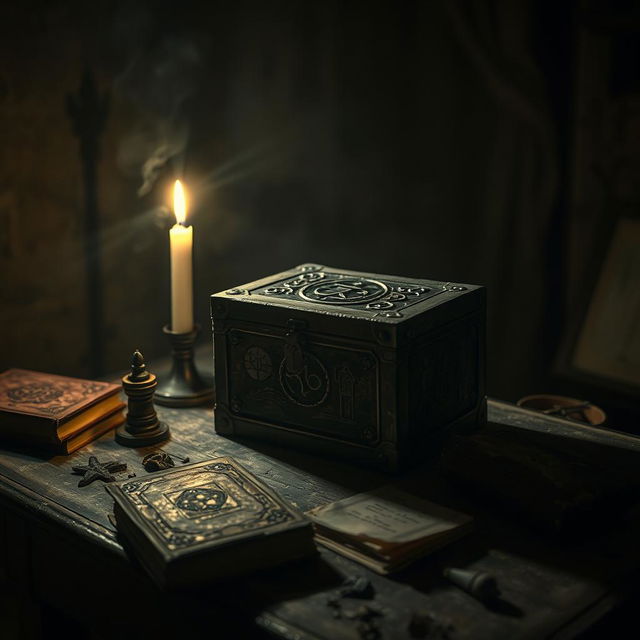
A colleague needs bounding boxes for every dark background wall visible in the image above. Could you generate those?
[0,0,629,403]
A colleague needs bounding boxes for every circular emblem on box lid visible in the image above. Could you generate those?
[298,277,388,305]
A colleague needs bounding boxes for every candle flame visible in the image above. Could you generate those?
[173,179,187,224]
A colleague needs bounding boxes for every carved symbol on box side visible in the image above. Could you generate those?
[244,346,273,381]
[174,488,228,513]
[360,354,375,371]
[337,365,355,421]
[299,278,388,305]
[279,348,329,407]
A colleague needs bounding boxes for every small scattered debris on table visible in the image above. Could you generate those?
[339,576,375,600]
[71,456,127,487]
[142,450,191,472]
[408,611,455,639]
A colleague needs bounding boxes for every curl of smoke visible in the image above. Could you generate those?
[114,33,203,196]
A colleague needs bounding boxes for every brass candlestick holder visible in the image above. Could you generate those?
[116,351,170,447]
[155,324,214,407]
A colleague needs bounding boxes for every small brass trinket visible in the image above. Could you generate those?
[339,576,375,599]
[116,350,170,447]
[142,451,175,472]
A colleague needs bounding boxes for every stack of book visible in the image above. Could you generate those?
[0,369,125,454]
[308,486,473,574]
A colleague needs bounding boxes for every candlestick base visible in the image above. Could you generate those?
[155,324,214,407]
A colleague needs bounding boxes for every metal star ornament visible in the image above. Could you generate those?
[72,456,127,487]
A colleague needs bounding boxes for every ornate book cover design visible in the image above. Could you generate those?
[0,369,119,421]
[108,457,311,557]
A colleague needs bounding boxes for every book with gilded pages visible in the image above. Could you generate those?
[308,486,473,574]
[56,409,126,454]
[107,457,316,590]
[0,368,124,451]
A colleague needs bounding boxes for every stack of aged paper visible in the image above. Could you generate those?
[308,486,473,574]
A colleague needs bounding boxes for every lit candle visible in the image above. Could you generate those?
[169,180,193,333]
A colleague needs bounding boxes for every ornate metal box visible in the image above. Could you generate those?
[211,264,486,472]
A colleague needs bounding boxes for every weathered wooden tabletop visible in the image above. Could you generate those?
[1,382,639,639]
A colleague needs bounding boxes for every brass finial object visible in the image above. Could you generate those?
[115,350,170,447]
[129,350,149,381]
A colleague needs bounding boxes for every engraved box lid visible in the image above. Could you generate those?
[211,264,484,346]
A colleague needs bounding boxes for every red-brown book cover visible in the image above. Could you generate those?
[0,368,123,447]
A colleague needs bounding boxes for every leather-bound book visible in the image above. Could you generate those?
[0,368,124,452]
[107,457,316,590]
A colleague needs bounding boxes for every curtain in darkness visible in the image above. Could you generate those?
[444,0,559,398]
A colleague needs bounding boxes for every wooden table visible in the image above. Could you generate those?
[1,396,639,640]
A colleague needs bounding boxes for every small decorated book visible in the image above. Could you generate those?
[0,368,124,452]
[308,486,473,574]
[107,457,316,590]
